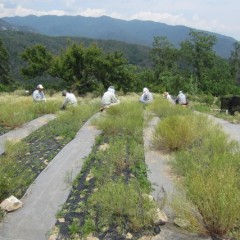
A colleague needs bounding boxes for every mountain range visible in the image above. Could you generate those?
[1,15,237,59]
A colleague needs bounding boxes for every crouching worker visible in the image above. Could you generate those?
[100,86,120,111]
[175,91,188,106]
[61,90,77,110]
[139,87,153,104]
[163,91,175,104]
[33,84,46,102]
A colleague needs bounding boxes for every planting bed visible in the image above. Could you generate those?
[54,136,153,240]
[0,126,12,136]
[0,121,71,201]
[0,103,99,203]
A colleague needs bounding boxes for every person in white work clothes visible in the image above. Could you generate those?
[100,86,120,111]
[61,90,78,110]
[32,84,46,102]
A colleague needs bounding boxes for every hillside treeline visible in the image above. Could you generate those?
[0,29,240,96]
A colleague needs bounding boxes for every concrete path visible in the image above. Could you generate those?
[143,113,240,240]
[0,113,101,240]
[0,114,56,155]
[143,117,176,216]
[143,116,211,240]
[208,115,240,143]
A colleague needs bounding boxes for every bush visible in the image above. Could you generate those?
[88,179,156,232]
[149,96,191,118]
[93,101,144,140]
[185,166,240,237]
[153,114,208,151]
[171,116,240,238]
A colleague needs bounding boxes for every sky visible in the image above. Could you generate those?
[0,0,240,41]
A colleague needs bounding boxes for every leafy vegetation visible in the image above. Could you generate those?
[0,38,12,91]
[0,30,151,91]
[54,99,158,239]
[152,97,240,239]
[0,95,99,206]
[1,27,240,99]
[0,93,61,128]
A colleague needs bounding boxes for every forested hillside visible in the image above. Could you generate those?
[0,30,152,88]
[0,27,240,96]
[2,15,237,59]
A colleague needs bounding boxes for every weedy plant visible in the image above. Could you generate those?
[88,179,156,232]
[55,99,156,239]
[152,97,240,238]
[0,140,32,202]
[92,100,144,140]
[29,99,61,115]
[0,94,61,128]
[153,114,209,151]
[0,97,99,221]
[149,96,191,118]
[0,96,35,128]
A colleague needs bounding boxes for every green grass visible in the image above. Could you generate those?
[0,141,33,202]
[0,98,99,209]
[153,114,209,151]
[0,94,61,128]
[88,179,156,232]
[93,100,144,140]
[149,95,191,118]
[151,96,240,238]
[55,98,156,238]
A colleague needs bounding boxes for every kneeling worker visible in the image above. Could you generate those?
[61,90,77,110]
[139,87,153,104]
[100,86,120,111]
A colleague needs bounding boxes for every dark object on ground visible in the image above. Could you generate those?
[220,96,240,115]
[175,99,189,107]
[154,225,161,234]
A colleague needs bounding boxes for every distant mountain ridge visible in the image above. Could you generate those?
[0,19,35,32]
[1,15,237,58]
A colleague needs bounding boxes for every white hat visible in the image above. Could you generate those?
[37,84,44,89]
[143,87,148,93]
[108,86,115,94]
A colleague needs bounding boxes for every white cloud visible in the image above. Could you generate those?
[80,8,106,17]
[0,4,66,17]
[0,1,239,40]
[129,11,187,25]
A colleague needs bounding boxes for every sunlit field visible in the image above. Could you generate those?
[1,92,240,239]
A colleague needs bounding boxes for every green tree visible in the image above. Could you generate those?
[229,41,240,85]
[149,36,180,92]
[21,41,133,94]
[50,42,132,94]
[150,36,178,75]
[50,42,90,92]
[0,38,12,89]
[203,56,234,95]
[180,31,217,92]
[21,44,53,79]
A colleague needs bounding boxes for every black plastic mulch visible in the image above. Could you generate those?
[0,122,72,200]
[0,126,12,136]
[55,137,152,240]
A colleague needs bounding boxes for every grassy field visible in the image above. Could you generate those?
[150,96,240,239]
[1,92,240,239]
